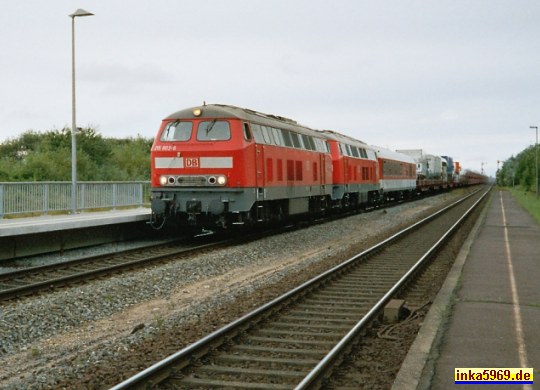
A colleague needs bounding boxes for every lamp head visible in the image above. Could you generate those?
[69,9,94,18]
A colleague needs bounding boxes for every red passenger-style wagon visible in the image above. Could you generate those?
[372,147,417,201]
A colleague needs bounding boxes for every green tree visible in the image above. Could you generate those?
[109,136,152,180]
[500,145,538,192]
[497,156,516,187]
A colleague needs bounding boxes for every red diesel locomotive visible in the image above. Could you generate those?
[322,130,381,208]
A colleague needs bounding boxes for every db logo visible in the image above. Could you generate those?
[185,158,199,168]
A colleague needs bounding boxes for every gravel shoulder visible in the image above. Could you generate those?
[0,190,470,389]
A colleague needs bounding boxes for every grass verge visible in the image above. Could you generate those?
[507,187,540,225]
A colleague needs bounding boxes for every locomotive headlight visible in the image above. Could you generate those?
[217,175,227,185]
[159,176,168,186]
[193,108,202,117]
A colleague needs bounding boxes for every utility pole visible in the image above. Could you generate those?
[530,126,538,199]
[69,8,94,214]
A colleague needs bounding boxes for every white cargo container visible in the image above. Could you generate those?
[424,154,442,179]
[396,149,444,180]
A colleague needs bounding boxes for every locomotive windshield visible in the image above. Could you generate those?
[197,120,231,141]
[161,121,193,141]
[160,120,231,142]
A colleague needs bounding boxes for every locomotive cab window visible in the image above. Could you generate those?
[197,120,231,141]
[243,123,252,141]
[161,121,193,142]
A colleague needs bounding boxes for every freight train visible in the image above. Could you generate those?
[150,104,486,230]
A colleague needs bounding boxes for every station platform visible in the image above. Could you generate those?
[393,190,539,389]
[0,208,151,237]
[0,208,151,260]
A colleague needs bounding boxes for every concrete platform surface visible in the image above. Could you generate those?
[0,208,151,237]
[393,190,540,390]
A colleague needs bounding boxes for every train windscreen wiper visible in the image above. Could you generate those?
[205,119,217,135]
[163,121,179,140]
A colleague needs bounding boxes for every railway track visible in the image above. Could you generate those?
[0,235,226,301]
[111,187,490,390]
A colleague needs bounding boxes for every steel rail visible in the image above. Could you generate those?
[0,238,182,280]
[294,187,490,389]
[110,187,488,390]
[0,239,226,301]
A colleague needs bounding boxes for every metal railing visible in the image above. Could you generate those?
[0,181,151,218]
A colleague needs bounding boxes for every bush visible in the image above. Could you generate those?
[0,128,152,182]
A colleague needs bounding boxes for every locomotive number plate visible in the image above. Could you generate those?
[184,157,199,168]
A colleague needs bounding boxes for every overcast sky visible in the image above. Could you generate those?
[1,1,539,176]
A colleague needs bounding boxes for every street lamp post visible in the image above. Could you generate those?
[530,126,538,199]
[69,8,93,214]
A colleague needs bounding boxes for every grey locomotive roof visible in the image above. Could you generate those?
[319,129,369,147]
[165,104,324,138]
